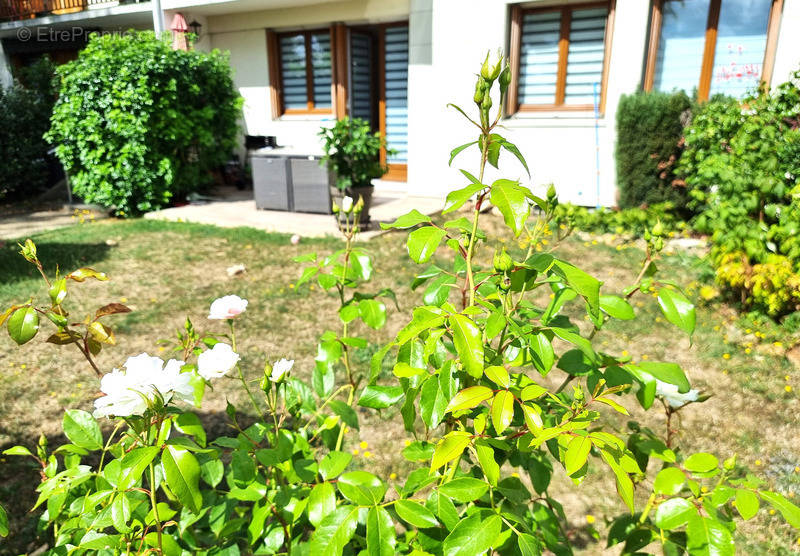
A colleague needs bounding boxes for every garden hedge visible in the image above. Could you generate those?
[47,31,242,216]
[615,90,692,210]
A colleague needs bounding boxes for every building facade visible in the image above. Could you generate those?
[2,0,799,206]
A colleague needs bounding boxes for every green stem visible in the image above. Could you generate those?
[148,462,163,554]
[464,134,491,309]
[335,385,356,452]
[229,320,264,420]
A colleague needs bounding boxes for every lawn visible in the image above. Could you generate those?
[1,215,798,554]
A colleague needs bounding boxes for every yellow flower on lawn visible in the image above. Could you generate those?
[745,348,751,354]
[363,451,372,458]
[786,385,793,393]
[586,515,596,525]
[359,441,368,450]
[352,449,359,456]
[389,473,397,480]
[755,459,762,466]
[404,439,411,446]
[723,353,731,360]
[774,341,783,348]
[622,350,629,357]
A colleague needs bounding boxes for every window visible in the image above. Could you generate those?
[274,30,332,114]
[645,0,782,100]
[508,2,615,113]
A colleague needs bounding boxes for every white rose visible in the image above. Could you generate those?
[208,295,248,319]
[655,379,699,408]
[270,358,294,382]
[93,353,192,418]
[342,196,354,213]
[197,342,240,379]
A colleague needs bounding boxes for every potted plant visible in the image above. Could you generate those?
[319,116,391,228]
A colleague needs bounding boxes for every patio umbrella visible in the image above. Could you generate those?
[170,13,189,51]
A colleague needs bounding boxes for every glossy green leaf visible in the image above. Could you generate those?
[449,140,478,166]
[431,431,471,471]
[735,489,759,520]
[394,499,439,528]
[309,506,359,556]
[449,314,484,378]
[442,512,502,556]
[7,306,39,345]
[420,376,449,429]
[654,497,695,530]
[491,390,514,434]
[0,503,7,537]
[529,332,555,375]
[484,365,510,389]
[443,183,485,214]
[490,179,529,237]
[174,412,206,448]
[62,409,103,451]
[337,471,387,505]
[380,209,432,230]
[552,260,601,320]
[445,386,493,413]
[407,226,446,264]
[654,467,685,496]
[684,453,718,473]
[439,477,489,503]
[309,482,336,527]
[600,295,635,320]
[367,506,396,556]
[686,513,734,556]
[760,491,800,528]
[319,451,352,481]
[359,299,387,330]
[358,385,404,409]
[475,440,500,486]
[517,532,542,556]
[500,140,530,177]
[658,287,696,338]
[119,446,160,490]
[635,361,691,393]
[564,435,592,476]
[162,445,202,514]
[111,494,131,533]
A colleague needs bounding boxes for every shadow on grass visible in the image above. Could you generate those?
[0,241,111,286]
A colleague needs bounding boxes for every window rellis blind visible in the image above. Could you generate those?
[565,8,608,105]
[279,35,308,110]
[310,33,332,108]
[518,5,609,107]
[384,25,409,164]
[350,33,373,123]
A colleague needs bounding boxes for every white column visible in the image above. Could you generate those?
[771,0,800,86]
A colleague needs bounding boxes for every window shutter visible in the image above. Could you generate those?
[564,7,608,105]
[311,32,332,108]
[384,25,408,164]
[279,34,308,110]
[519,10,562,106]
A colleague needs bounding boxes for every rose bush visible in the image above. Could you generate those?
[1,54,799,555]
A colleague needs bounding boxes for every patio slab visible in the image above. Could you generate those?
[0,206,107,240]
[144,187,444,240]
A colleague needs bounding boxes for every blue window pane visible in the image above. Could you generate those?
[385,26,408,164]
[311,32,332,108]
[653,0,711,95]
[519,10,561,105]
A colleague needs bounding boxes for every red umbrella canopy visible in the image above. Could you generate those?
[170,13,189,51]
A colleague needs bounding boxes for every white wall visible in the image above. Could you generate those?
[407,0,649,205]
[771,0,800,86]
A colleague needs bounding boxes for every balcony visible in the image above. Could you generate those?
[0,0,142,22]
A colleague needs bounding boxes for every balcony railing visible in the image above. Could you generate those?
[0,0,130,22]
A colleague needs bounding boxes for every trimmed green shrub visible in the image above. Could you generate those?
[47,32,241,216]
[615,90,692,210]
[552,201,686,238]
[679,73,800,317]
[0,57,56,201]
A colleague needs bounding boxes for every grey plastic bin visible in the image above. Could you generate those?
[252,155,292,211]
[290,156,333,214]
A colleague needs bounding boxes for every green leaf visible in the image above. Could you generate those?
[162,445,202,514]
[402,441,435,462]
[367,506,396,556]
[654,497,696,530]
[443,183,485,214]
[551,260,601,321]
[449,140,478,166]
[66,268,108,282]
[337,471,387,505]
[529,332,555,375]
[490,179,529,237]
[63,409,103,451]
[657,288,696,338]
[7,306,39,345]
[445,386,493,413]
[475,441,500,487]
[174,412,207,448]
[0,503,7,537]
[359,299,387,330]
[439,477,489,503]
[760,491,800,528]
[394,499,439,528]
[380,209,432,230]
[449,314,484,378]
[491,390,514,434]
[358,385,404,409]
[517,532,542,556]
[407,226,447,264]
[319,451,352,481]
[310,506,359,556]
[431,431,471,471]
[111,493,131,533]
[686,513,734,556]
[442,512,502,556]
[634,361,691,393]
[600,449,635,513]
[684,453,718,473]
[420,377,448,429]
[309,482,336,527]
[119,446,160,490]
[735,489,759,520]
[484,365,510,389]
[49,278,67,305]
[600,295,635,320]
[564,434,592,476]
[654,467,685,496]
[3,445,33,457]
